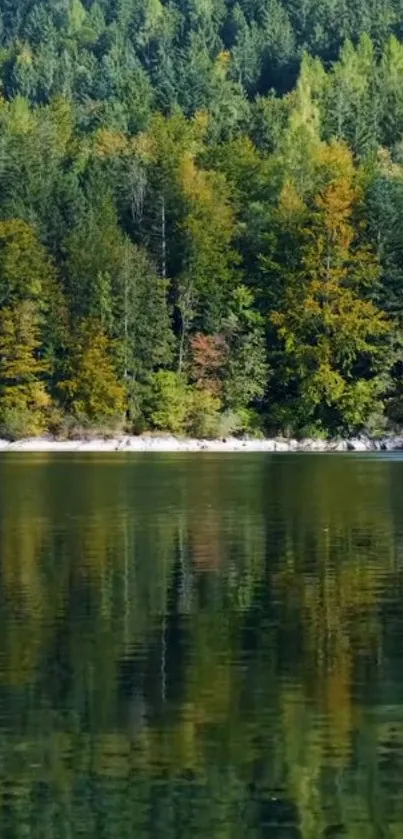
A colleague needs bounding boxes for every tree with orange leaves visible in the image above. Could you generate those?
[189,332,228,396]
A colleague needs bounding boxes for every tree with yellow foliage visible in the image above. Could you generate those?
[0,219,63,437]
[0,301,51,438]
[271,142,392,434]
[61,320,126,426]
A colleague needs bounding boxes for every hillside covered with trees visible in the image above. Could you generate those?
[2,0,403,438]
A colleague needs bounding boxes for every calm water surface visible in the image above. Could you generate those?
[1,452,403,838]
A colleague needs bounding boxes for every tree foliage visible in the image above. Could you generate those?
[0,1,402,435]
[270,144,391,432]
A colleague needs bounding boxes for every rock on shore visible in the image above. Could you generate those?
[0,433,403,452]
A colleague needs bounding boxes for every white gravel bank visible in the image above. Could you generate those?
[0,434,402,452]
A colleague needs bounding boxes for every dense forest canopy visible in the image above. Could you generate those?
[1,0,403,437]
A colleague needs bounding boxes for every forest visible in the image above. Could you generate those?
[2,0,403,438]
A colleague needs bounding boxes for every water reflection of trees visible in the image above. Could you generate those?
[0,454,403,837]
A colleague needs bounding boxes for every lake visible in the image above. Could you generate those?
[0,452,403,838]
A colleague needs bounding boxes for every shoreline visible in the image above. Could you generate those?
[0,434,402,453]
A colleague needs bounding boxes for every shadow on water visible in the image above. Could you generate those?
[0,452,403,837]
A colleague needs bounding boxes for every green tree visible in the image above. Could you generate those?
[222,287,268,412]
[144,370,189,433]
[115,241,173,382]
[114,241,174,424]
[0,218,53,304]
[64,197,122,326]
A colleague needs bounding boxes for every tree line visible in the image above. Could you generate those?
[2,1,403,437]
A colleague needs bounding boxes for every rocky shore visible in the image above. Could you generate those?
[0,434,403,452]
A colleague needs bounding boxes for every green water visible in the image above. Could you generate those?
[1,452,403,838]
